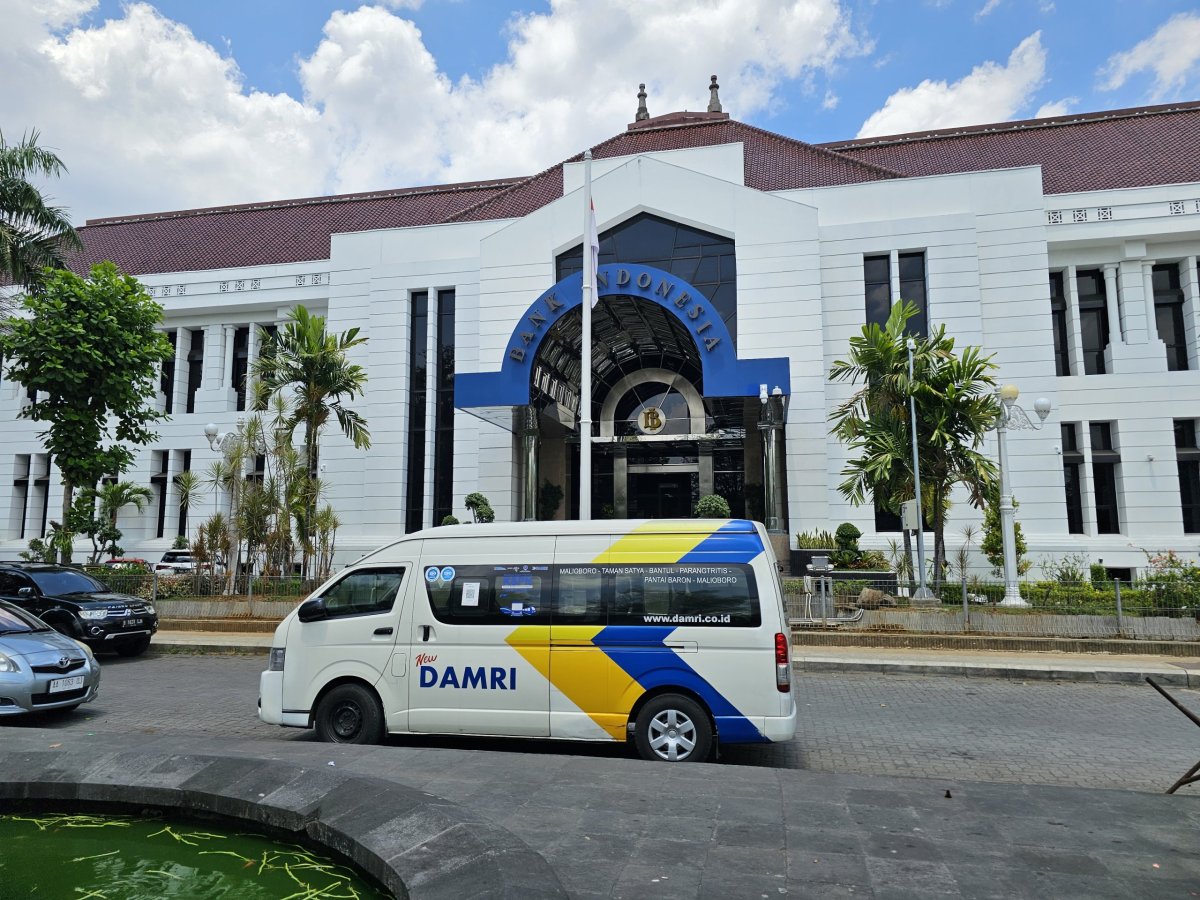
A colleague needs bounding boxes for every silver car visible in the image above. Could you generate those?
[0,599,100,716]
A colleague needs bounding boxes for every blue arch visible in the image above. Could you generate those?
[455,263,790,408]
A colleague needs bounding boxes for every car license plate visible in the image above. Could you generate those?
[49,675,85,694]
[126,618,143,627]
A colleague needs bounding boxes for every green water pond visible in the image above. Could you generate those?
[0,811,391,899]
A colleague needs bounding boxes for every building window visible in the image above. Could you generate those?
[874,497,902,533]
[32,454,50,538]
[1152,264,1188,371]
[1075,269,1109,375]
[161,330,176,415]
[864,254,891,330]
[1176,419,1200,534]
[1061,423,1084,534]
[175,449,192,538]
[898,251,928,338]
[232,326,250,410]
[404,291,429,534]
[186,329,204,414]
[1090,422,1121,534]
[432,289,456,527]
[1049,272,1071,376]
[12,454,30,539]
[151,451,168,539]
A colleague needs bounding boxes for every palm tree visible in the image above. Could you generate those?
[0,130,81,291]
[830,301,1000,589]
[252,306,368,576]
[95,481,154,534]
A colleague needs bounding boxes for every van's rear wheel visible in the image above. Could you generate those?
[634,694,712,762]
[314,684,384,745]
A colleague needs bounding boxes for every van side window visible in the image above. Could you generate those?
[322,568,406,618]
[425,565,551,624]
[553,567,605,624]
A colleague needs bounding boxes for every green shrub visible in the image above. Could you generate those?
[440,514,460,526]
[1089,563,1108,584]
[795,529,836,549]
[695,494,731,518]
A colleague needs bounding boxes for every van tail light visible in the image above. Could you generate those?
[775,632,791,693]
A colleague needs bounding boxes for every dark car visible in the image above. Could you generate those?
[0,563,158,657]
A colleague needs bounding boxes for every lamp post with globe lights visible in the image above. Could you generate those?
[992,385,1052,607]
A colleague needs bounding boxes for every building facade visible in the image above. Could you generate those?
[4,95,1200,573]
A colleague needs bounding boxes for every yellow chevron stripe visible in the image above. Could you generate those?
[592,521,717,564]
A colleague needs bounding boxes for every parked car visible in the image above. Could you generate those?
[103,557,150,571]
[154,551,225,575]
[0,563,158,657]
[0,598,101,716]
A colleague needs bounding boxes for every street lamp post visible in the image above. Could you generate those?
[992,385,1051,607]
[906,337,933,601]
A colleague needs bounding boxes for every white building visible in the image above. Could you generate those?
[5,88,1200,575]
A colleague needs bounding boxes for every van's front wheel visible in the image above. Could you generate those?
[634,694,712,762]
[314,684,384,745]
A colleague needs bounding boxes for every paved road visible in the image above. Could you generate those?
[10,651,1200,794]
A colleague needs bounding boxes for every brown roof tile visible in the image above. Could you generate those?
[821,101,1200,195]
[70,179,519,276]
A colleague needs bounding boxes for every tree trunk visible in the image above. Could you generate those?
[59,479,74,566]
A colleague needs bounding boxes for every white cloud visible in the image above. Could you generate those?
[1034,97,1075,118]
[975,0,1002,21]
[1098,12,1200,100]
[1,0,870,223]
[823,89,839,110]
[856,32,1046,137]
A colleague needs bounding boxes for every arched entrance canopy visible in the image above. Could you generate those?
[455,263,790,409]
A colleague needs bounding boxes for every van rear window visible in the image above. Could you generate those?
[424,563,759,627]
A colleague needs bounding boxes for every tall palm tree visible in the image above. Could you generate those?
[830,301,1000,588]
[252,306,369,575]
[0,130,81,290]
[95,481,154,534]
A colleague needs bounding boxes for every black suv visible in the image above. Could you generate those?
[0,563,158,657]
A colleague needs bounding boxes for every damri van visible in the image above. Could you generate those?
[259,519,796,762]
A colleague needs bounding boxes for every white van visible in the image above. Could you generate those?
[259,519,796,762]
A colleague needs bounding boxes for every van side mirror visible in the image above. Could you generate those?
[297,596,328,623]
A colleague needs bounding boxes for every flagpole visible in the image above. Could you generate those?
[579,150,594,520]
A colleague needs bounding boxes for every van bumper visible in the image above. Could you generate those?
[258,670,285,725]
[763,704,797,742]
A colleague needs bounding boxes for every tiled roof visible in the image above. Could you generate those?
[65,101,1200,276]
[821,101,1200,195]
[447,119,904,223]
[69,179,519,276]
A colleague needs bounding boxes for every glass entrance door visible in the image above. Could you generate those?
[627,471,699,519]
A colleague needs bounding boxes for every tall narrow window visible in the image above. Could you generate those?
[1176,419,1200,534]
[161,330,176,414]
[1075,270,1109,375]
[897,251,928,338]
[12,454,30,539]
[186,330,204,414]
[175,449,192,538]
[151,451,168,539]
[864,254,891,330]
[1061,423,1084,534]
[1049,272,1071,376]
[1090,422,1121,534]
[432,289,456,527]
[404,291,429,533]
[35,455,50,538]
[1153,264,1189,371]
[232,326,250,410]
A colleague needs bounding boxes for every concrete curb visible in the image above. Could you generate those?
[795,657,1199,687]
[0,744,567,900]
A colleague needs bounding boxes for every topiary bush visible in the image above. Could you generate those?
[695,494,731,518]
[440,514,460,526]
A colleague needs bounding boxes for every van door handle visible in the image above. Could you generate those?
[373,627,393,636]
[421,625,432,641]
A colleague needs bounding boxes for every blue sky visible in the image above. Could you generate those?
[7,1,1200,220]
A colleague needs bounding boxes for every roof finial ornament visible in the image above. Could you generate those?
[636,83,649,121]
[707,75,722,113]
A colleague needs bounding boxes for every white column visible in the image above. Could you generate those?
[1064,265,1085,376]
[1079,422,1096,535]
[1142,260,1159,343]
[1183,256,1200,371]
[223,325,237,386]
[173,329,189,414]
[422,288,438,530]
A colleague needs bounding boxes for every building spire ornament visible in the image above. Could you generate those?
[707,75,722,113]
[636,83,649,121]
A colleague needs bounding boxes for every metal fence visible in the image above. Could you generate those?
[90,571,317,620]
[784,576,1200,642]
